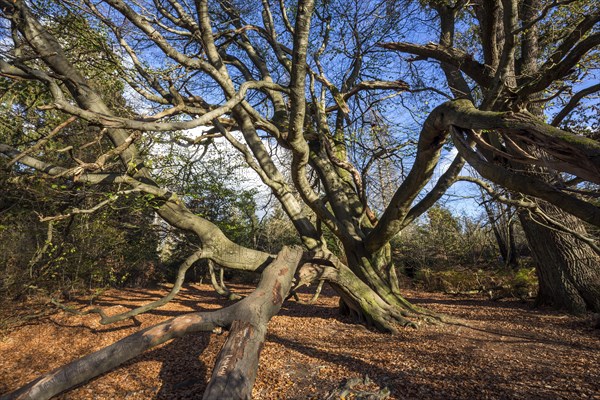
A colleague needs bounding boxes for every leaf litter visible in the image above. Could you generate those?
[1,283,599,399]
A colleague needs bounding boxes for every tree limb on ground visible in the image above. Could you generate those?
[1,247,303,400]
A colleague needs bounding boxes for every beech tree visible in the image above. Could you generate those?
[380,0,600,313]
[1,0,599,398]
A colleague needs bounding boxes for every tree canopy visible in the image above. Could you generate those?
[0,0,599,398]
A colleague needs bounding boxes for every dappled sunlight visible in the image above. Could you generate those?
[1,283,598,399]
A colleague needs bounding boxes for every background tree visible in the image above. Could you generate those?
[0,0,466,329]
[0,9,161,298]
[479,185,521,268]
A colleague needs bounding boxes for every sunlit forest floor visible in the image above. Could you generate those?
[1,283,599,399]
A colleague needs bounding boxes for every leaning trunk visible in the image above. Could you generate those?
[519,204,600,313]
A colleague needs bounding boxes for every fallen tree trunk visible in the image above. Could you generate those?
[1,247,302,400]
[203,320,266,399]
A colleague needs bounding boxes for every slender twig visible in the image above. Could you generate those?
[7,116,77,168]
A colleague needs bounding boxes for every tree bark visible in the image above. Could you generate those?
[321,243,443,332]
[519,205,600,313]
[203,320,264,399]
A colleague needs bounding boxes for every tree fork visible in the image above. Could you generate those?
[346,250,447,327]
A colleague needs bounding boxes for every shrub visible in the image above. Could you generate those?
[413,267,538,301]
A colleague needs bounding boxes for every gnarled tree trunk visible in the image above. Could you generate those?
[308,242,442,333]
[519,205,600,313]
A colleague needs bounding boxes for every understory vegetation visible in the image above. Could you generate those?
[0,182,537,303]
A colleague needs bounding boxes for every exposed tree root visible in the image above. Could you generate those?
[297,255,461,332]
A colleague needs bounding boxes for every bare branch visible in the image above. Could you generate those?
[451,126,600,227]
[519,9,600,96]
[513,0,578,34]
[6,116,77,168]
[37,190,140,222]
[379,41,491,86]
[552,83,600,126]
[366,101,456,252]
[457,175,537,209]
[484,0,519,110]
[403,152,466,228]
[47,80,287,132]
[278,0,295,35]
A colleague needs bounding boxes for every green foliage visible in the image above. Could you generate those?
[394,205,536,300]
[0,6,157,299]
[509,268,538,300]
[154,140,261,247]
[413,267,538,301]
[393,205,498,271]
[414,268,482,293]
[0,182,161,299]
[187,180,258,246]
[256,207,303,254]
